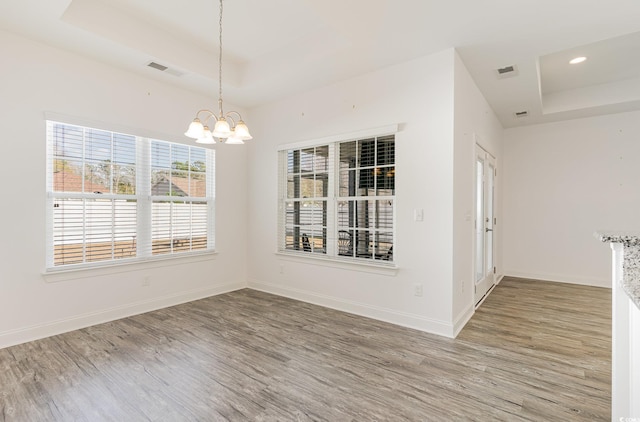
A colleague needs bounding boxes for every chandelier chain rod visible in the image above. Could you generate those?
[184,0,252,143]
[218,0,224,117]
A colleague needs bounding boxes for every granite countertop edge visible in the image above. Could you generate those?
[597,231,640,310]
[596,231,640,246]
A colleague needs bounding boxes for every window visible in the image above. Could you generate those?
[46,121,215,269]
[278,133,395,263]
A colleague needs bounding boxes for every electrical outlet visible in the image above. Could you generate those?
[142,276,150,287]
[414,283,423,297]
[279,264,284,274]
[461,280,465,293]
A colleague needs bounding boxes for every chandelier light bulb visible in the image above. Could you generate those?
[184,119,204,139]
[225,134,245,144]
[212,118,231,138]
[233,120,253,140]
[195,126,216,144]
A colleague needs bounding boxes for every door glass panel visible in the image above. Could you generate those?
[475,158,484,282]
[486,163,495,274]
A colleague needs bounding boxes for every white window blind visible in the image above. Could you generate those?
[281,145,334,254]
[337,136,395,261]
[46,121,215,269]
[278,133,395,263]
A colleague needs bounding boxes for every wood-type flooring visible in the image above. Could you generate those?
[0,277,611,421]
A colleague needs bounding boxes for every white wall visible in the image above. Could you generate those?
[0,30,506,346]
[503,111,640,286]
[452,52,504,322]
[245,49,463,336]
[0,30,248,348]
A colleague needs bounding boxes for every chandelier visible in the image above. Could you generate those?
[184,0,252,145]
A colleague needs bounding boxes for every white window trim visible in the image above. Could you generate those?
[42,251,217,281]
[45,118,216,272]
[276,124,398,152]
[275,252,398,275]
[44,111,187,147]
[277,125,398,270]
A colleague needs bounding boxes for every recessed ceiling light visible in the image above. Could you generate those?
[569,56,587,65]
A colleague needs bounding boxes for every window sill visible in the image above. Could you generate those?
[42,251,218,283]
[275,251,398,276]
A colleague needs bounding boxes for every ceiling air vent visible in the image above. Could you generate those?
[495,64,519,79]
[514,110,529,118]
[148,61,168,71]
[146,61,184,77]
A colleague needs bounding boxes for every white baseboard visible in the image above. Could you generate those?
[0,282,245,350]
[503,270,610,288]
[247,279,456,338]
[451,274,506,337]
[452,303,475,337]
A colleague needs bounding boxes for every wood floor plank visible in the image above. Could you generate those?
[0,277,611,421]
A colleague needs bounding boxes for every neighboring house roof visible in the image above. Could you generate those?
[53,172,206,196]
[151,176,206,197]
[53,171,109,193]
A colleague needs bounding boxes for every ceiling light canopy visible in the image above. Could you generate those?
[185,0,252,145]
[569,56,587,65]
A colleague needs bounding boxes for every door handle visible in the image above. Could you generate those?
[485,228,493,232]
